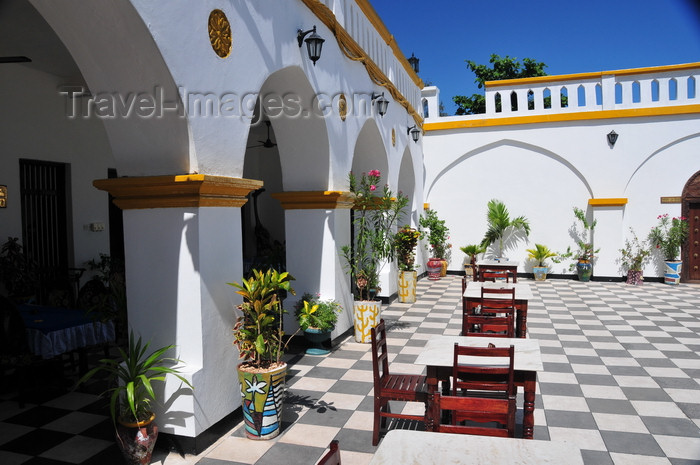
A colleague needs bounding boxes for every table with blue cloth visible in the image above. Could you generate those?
[19,304,115,360]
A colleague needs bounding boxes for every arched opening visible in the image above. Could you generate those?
[669,78,678,100]
[527,90,535,110]
[577,85,586,106]
[632,81,641,103]
[615,83,623,104]
[651,80,660,102]
[543,88,552,109]
[560,87,568,108]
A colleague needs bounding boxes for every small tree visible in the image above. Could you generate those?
[481,199,530,257]
[453,54,548,115]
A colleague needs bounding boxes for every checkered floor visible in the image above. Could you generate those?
[1,276,699,465]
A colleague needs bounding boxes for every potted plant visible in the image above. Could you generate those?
[0,237,38,302]
[394,225,421,302]
[76,331,193,465]
[459,243,487,281]
[341,170,408,343]
[648,214,689,285]
[480,199,530,259]
[294,293,342,355]
[526,244,557,281]
[419,208,451,279]
[228,268,297,439]
[619,228,651,285]
[557,207,599,282]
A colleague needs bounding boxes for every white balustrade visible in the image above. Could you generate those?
[476,65,699,118]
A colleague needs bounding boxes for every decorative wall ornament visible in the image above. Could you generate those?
[208,9,232,58]
[338,93,347,121]
[392,128,396,146]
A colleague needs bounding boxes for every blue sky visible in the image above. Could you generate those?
[369,0,700,114]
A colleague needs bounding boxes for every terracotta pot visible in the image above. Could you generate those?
[237,362,287,440]
[115,413,158,465]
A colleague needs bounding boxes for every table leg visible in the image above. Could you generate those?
[425,366,439,432]
[516,301,528,338]
[522,373,536,439]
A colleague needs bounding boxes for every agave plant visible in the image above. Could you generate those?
[481,199,530,257]
[77,330,193,425]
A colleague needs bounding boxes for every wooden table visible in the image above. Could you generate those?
[414,335,543,439]
[369,430,583,465]
[476,259,519,282]
[463,282,533,338]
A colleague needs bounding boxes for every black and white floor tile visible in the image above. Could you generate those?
[1,276,699,464]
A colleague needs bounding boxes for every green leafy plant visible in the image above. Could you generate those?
[619,228,651,272]
[556,207,600,270]
[83,253,127,337]
[419,208,451,259]
[394,225,421,271]
[481,199,530,257]
[0,237,38,299]
[77,331,193,425]
[526,244,557,267]
[341,170,409,301]
[294,293,342,332]
[648,214,689,261]
[228,269,297,369]
[460,244,486,264]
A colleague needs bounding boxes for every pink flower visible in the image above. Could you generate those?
[370,185,376,191]
[368,169,381,177]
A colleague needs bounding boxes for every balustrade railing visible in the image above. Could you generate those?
[482,64,699,117]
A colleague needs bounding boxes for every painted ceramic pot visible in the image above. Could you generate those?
[398,270,417,303]
[353,300,381,343]
[664,260,682,285]
[237,362,287,440]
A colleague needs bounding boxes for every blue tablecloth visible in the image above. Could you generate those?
[19,304,115,359]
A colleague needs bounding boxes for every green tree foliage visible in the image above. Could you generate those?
[453,54,548,115]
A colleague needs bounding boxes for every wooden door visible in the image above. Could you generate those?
[688,202,700,282]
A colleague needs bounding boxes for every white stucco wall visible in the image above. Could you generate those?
[423,111,700,278]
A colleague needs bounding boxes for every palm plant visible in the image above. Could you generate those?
[460,243,487,266]
[526,244,557,267]
[481,199,530,257]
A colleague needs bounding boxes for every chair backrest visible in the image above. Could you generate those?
[479,268,513,282]
[0,296,30,357]
[452,343,515,396]
[480,286,516,314]
[317,439,341,465]
[434,344,516,437]
[371,319,390,393]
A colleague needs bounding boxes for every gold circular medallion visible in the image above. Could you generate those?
[392,128,396,146]
[208,9,232,58]
[338,93,347,121]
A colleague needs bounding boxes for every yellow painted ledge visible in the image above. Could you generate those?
[424,104,700,131]
[93,175,263,209]
[271,191,354,210]
[588,198,628,207]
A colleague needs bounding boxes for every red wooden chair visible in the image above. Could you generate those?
[479,268,514,282]
[317,440,341,465]
[465,287,515,338]
[430,343,516,437]
[371,319,428,446]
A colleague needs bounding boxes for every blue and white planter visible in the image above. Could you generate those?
[664,260,683,285]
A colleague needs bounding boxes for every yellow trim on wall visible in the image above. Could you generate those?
[424,104,700,131]
[93,175,263,209]
[300,0,423,127]
[423,203,430,210]
[485,62,700,88]
[270,191,354,210]
[588,198,628,207]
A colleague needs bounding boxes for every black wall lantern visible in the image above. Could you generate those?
[408,53,419,74]
[372,92,389,117]
[297,25,325,66]
[607,130,618,146]
[407,125,420,143]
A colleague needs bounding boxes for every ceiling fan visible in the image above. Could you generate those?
[247,120,277,149]
[0,56,31,64]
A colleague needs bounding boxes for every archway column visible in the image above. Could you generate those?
[271,191,354,338]
[93,175,262,442]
